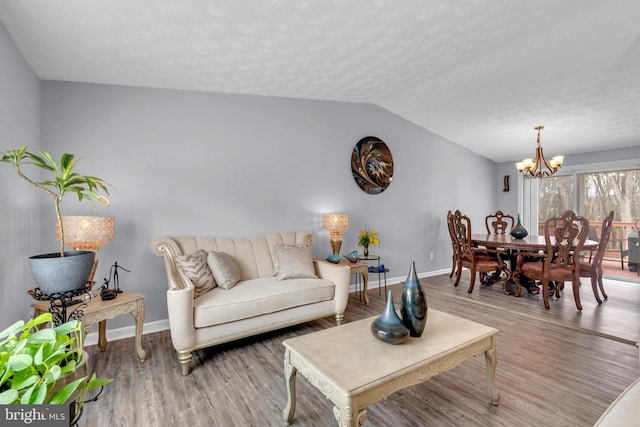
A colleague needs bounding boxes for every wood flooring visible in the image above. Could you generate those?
[82,272,640,427]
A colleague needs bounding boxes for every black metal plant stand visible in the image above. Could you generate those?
[28,287,92,326]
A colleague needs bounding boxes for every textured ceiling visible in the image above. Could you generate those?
[1,0,639,163]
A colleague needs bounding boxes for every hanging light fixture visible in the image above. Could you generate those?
[515,125,565,178]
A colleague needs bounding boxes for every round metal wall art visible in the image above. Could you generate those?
[351,136,394,194]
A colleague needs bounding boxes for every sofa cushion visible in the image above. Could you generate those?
[175,249,216,297]
[193,277,335,328]
[207,251,240,289]
[273,244,318,280]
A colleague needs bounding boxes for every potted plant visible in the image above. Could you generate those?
[1,146,111,294]
[0,312,113,424]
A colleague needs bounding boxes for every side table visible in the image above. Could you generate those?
[32,290,147,362]
[339,259,370,306]
[359,255,389,298]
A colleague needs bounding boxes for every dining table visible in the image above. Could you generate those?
[471,234,598,296]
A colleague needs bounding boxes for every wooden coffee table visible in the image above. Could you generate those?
[282,309,499,426]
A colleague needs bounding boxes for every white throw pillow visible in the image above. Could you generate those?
[273,244,318,280]
[175,249,217,297]
[207,251,241,289]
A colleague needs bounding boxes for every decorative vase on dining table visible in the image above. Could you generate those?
[371,290,409,344]
[510,214,529,239]
[363,245,369,257]
[400,260,427,337]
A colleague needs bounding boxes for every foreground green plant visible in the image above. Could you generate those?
[0,313,113,422]
[0,146,111,256]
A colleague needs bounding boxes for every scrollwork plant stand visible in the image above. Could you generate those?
[28,287,92,326]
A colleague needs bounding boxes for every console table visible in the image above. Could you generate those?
[32,290,147,362]
[338,259,370,306]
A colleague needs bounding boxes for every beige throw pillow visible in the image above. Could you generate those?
[273,244,318,280]
[207,251,241,289]
[175,249,217,297]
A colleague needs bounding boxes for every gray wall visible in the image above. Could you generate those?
[34,81,497,329]
[0,22,41,325]
[0,19,498,331]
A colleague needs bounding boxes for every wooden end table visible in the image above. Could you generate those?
[32,290,147,362]
[339,259,369,306]
[282,309,499,426]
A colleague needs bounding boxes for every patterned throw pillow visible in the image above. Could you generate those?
[175,249,217,297]
[207,251,241,289]
[273,244,318,280]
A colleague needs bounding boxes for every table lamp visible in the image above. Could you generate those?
[56,215,115,284]
[322,214,349,255]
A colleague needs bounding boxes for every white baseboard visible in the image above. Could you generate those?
[86,268,451,345]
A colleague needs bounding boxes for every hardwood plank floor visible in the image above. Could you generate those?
[82,273,640,426]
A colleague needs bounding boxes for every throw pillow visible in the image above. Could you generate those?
[273,244,318,280]
[207,251,241,289]
[175,249,217,297]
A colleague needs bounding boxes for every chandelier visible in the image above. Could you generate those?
[515,125,564,178]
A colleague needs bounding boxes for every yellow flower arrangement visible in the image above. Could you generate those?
[358,228,379,247]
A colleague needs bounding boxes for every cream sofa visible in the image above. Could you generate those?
[150,231,351,375]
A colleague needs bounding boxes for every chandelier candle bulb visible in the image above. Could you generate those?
[516,126,564,178]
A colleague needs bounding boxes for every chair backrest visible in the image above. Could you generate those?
[447,210,457,253]
[485,211,514,234]
[542,210,589,272]
[591,211,615,266]
[451,210,474,261]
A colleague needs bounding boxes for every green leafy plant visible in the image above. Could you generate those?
[0,313,113,423]
[0,146,111,256]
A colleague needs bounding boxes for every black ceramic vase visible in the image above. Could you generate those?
[371,290,409,344]
[510,214,529,239]
[401,261,427,337]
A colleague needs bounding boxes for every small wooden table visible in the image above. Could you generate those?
[339,259,369,306]
[282,309,499,426]
[32,290,147,362]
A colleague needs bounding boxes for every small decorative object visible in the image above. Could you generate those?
[345,250,359,263]
[503,175,510,192]
[322,213,349,255]
[100,261,131,300]
[371,290,409,344]
[325,254,341,264]
[358,227,379,257]
[378,264,386,272]
[510,214,529,239]
[401,261,427,337]
[352,136,394,194]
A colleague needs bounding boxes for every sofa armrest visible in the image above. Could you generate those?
[166,286,197,351]
[150,237,192,291]
[314,259,351,313]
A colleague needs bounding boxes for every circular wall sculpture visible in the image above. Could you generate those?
[351,136,394,194]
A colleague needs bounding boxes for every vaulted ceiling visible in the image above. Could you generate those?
[1,0,639,163]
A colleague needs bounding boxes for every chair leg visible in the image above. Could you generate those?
[468,267,477,293]
[453,262,462,287]
[541,279,550,309]
[449,255,456,278]
[598,273,608,300]
[591,271,603,304]
[572,279,583,311]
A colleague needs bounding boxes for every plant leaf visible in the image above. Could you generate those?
[0,389,18,404]
[8,354,33,371]
[49,377,86,405]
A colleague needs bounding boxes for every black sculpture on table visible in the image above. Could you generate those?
[101,261,131,300]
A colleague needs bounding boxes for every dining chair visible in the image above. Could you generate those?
[514,210,589,310]
[446,210,459,279]
[485,211,515,235]
[451,210,507,293]
[579,211,614,304]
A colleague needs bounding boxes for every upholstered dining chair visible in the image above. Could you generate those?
[451,210,507,293]
[579,211,614,304]
[446,210,459,279]
[485,211,515,235]
[514,210,589,310]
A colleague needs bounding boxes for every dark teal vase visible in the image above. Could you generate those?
[510,214,529,239]
[371,290,409,344]
[401,261,427,337]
